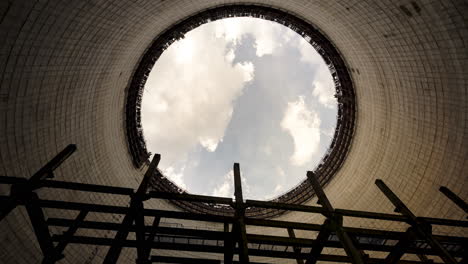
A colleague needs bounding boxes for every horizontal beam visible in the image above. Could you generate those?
[245,199,324,214]
[47,218,464,257]
[41,180,134,195]
[375,179,458,264]
[14,198,236,223]
[439,186,468,213]
[48,218,228,239]
[53,235,445,263]
[1,178,466,226]
[46,215,468,246]
[0,177,134,195]
[149,191,233,205]
[334,208,407,222]
[151,255,221,264]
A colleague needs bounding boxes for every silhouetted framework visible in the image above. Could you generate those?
[125,4,356,219]
[1,145,467,264]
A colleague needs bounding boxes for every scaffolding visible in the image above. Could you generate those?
[1,145,466,263]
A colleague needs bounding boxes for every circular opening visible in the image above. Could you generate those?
[141,17,337,200]
[126,5,355,218]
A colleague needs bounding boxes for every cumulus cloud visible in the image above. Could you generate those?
[212,170,234,198]
[164,166,186,189]
[142,21,255,167]
[214,17,284,57]
[142,17,337,200]
[212,169,250,198]
[274,184,283,193]
[281,96,321,166]
[297,38,336,108]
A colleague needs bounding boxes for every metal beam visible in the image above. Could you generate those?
[416,254,434,264]
[307,171,366,264]
[439,186,468,214]
[29,198,236,222]
[375,179,458,264]
[224,222,234,264]
[0,144,76,222]
[384,227,416,264]
[233,163,249,263]
[2,177,465,226]
[28,144,77,182]
[305,219,331,264]
[245,199,324,214]
[46,217,464,257]
[44,210,89,264]
[39,180,134,195]
[150,255,221,264]
[52,234,447,264]
[104,154,160,264]
[287,228,305,264]
[149,191,233,205]
[137,216,160,264]
[25,193,57,262]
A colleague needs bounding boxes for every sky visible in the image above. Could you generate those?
[141,18,337,200]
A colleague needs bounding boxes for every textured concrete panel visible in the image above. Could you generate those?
[0,0,467,263]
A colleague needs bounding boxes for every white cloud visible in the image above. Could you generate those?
[274,184,283,193]
[296,38,336,108]
[312,80,336,108]
[211,169,250,198]
[142,17,337,200]
[214,17,284,57]
[164,166,186,189]
[276,166,285,178]
[322,125,335,138]
[142,21,255,166]
[199,137,220,152]
[281,96,321,166]
[212,170,234,198]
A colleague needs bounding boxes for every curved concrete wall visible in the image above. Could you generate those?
[0,0,466,263]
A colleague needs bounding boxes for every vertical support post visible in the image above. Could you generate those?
[0,144,77,222]
[137,216,161,264]
[307,172,365,264]
[383,227,416,264]
[305,219,331,264]
[224,222,234,264]
[134,201,146,263]
[439,186,468,214]
[25,193,57,262]
[287,228,304,264]
[104,154,160,264]
[416,254,434,264]
[233,163,249,263]
[375,179,457,264]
